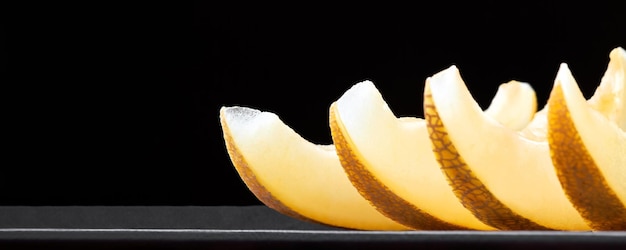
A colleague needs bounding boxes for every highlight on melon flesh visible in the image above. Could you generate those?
[423,65,591,230]
[547,47,626,230]
[484,81,538,131]
[329,80,536,230]
[219,106,409,230]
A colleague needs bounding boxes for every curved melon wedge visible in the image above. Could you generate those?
[330,80,535,230]
[548,48,626,230]
[220,106,409,230]
[424,66,590,230]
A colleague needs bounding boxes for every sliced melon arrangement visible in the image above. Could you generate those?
[424,66,589,230]
[220,47,626,231]
[329,80,534,230]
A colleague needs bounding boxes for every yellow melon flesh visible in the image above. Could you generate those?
[484,81,538,130]
[423,66,590,230]
[220,106,409,230]
[587,47,626,131]
[548,48,626,230]
[330,80,535,230]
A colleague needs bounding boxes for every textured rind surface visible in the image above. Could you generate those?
[330,103,470,230]
[423,85,551,230]
[548,84,626,230]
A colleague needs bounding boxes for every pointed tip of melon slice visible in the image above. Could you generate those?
[588,47,626,130]
[548,63,626,231]
[219,106,315,224]
[485,80,537,130]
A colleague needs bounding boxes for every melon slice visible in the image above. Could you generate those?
[548,47,626,230]
[330,80,536,230]
[423,65,590,230]
[220,106,409,230]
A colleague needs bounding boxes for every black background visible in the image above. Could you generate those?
[5,2,625,205]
